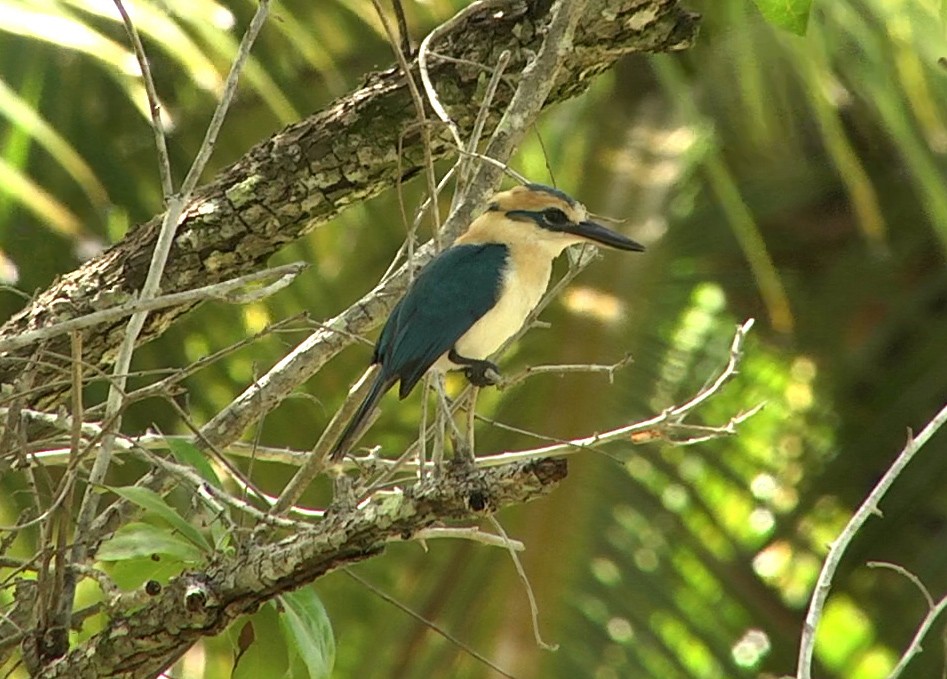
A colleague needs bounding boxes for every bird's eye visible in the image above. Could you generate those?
[542,208,570,227]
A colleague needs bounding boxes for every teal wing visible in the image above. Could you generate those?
[375,243,508,397]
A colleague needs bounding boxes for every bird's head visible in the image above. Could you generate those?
[474,184,645,256]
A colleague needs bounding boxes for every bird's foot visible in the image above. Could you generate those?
[448,349,501,388]
[463,359,501,387]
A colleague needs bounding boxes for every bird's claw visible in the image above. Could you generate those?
[464,361,501,387]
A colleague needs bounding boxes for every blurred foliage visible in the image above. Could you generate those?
[2,0,947,677]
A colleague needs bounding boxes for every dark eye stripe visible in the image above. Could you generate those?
[505,208,573,232]
[542,207,570,226]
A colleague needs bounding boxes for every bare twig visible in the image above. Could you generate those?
[0,408,102,439]
[179,2,270,199]
[269,365,383,514]
[97,313,311,412]
[390,0,413,58]
[888,593,947,678]
[371,0,443,245]
[796,401,947,679]
[111,0,173,199]
[417,5,474,151]
[499,354,633,391]
[487,516,557,651]
[408,526,525,550]
[457,50,512,193]
[867,561,935,610]
[53,0,272,657]
[26,435,310,469]
[343,568,518,679]
[453,0,588,211]
[0,263,306,353]
[477,320,756,464]
[132,447,301,529]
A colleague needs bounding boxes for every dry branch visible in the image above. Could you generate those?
[0,0,698,411]
[796,401,947,679]
[0,2,702,675]
[38,459,566,678]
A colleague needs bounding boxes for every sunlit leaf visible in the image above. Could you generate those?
[165,436,222,488]
[278,588,335,679]
[103,555,187,592]
[1,4,132,72]
[228,605,291,679]
[60,0,223,93]
[750,0,812,35]
[0,77,108,207]
[0,156,83,236]
[107,485,212,553]
[97,521,204,562]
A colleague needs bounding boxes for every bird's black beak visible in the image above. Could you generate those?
[567,220,645,252]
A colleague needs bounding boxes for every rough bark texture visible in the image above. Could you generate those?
[36,459,567,678]
[0,0,698,410]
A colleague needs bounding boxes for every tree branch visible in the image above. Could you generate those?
[268,0,592,512]
[40,459,567,678]
[796,401,947,679]
[0,0,699,410]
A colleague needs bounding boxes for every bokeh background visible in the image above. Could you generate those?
[2,1,947,677]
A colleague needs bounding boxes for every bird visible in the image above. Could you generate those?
[329,183,644,460]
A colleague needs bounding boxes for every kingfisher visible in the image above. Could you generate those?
[329,184,644,460]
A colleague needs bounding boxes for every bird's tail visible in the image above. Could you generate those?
[329,369,397,460]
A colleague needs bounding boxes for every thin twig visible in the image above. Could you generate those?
[390,0,413,58]
[95,313,310,413]
[457,50,512,194]
[418,13,468,151]
[269,364,382,515]
[371,0,443,245]
[867,561,934,609]
[131,447,301,529]
[48,332,84,643]
[0,408,102,438]
[25,435,310,469]
[179,1,270,199]
[111,0,173,199]
[408,527,525,551]
[887,594,947,678]
[499,354,633,391]
[58,0,272,649]
[796,401,947,679]
[487,516,557,651]
[343,568,518,679]
[456,0,588,210]
[0,263,306,353]
[475,320,756,464]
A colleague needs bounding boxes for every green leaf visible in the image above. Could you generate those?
[0,156,83,236]
[165,436,221,487]
[278,588,335,679]
[750,0,812,35]
[0,77,108,208]
[104,556,184,592]
[97,522,204,563]
[229,605,290,679]
[108,485,212,553]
